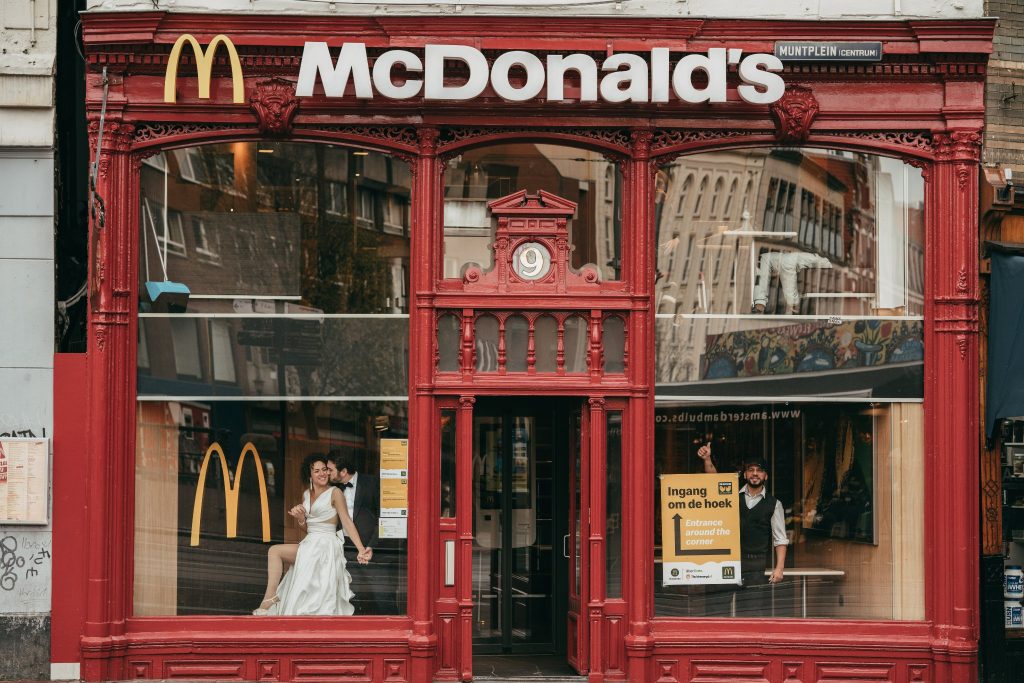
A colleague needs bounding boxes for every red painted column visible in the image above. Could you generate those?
[82,115,138,681]
[457,396,475,682]
[409,127,441,681]
[623,130,655,683]
[588,396,607,676]
[927,131,982,682]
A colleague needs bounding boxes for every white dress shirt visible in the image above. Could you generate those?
[740,484,789,547]
[343,471,358,520]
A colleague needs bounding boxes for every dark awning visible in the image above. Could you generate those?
[986,248,1024,438]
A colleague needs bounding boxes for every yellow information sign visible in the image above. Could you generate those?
[660,473,741,585]
[381,477,408,510]
[379,438,409,539]
[380,438,409,471]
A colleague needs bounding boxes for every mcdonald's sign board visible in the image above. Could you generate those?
[190,442,271,546]
[164,34,244,104]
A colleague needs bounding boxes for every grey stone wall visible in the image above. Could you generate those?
[985,1,1024,170]
[0,615,50,681]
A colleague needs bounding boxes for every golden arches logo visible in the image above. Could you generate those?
[190,442,271,546]
[164,34,244,104]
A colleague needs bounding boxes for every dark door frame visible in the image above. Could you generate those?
[471,396,579,656]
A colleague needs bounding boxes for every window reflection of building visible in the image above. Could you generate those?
[443,144,620,281]
[138,143,413,398]
[654,148,925,390]
[655,151,764,383]
[652,149,927,615]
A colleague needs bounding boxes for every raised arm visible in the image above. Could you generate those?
[332,488,372,563]
[696,441,718,474]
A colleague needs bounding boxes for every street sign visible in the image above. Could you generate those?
[774,42,883,62]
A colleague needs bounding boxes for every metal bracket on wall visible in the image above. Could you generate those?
[88,67,108,230]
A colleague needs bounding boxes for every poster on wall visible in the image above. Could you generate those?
[379,438,408,539]
[0,439,49,525]
[660,473,741,586]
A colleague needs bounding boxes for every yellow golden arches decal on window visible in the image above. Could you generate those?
[190,442,271,546]
[164,34,244,104]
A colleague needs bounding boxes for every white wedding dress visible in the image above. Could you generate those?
[267,488,355,615]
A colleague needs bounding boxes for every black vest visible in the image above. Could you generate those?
[739,489,777,569]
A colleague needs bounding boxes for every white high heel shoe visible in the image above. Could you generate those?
[252,595,279,616]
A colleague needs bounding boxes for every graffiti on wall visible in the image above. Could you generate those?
[0,531,52,613]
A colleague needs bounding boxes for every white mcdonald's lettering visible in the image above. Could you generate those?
[295,42,785,105]
[190,442,271,546]
[164,34,245,104]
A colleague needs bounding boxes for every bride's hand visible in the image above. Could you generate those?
[287,505,306,525]
[357,548,373,564]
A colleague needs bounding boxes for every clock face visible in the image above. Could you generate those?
[512,242,552,281]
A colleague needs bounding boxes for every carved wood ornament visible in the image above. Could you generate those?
[461,189,600,292]
[250,78,299,136]
[769,86,820,143]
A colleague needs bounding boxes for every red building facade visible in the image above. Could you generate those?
[56,11,993,682]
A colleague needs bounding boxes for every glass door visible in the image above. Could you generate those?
[472,399,575,654]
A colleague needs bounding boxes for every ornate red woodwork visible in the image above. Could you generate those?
[436,189,628,384]
[463,190,599,289]
[769,86,820,143]
[57,10,994,683]
[249,77,300,136]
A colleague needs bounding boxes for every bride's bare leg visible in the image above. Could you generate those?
[261,543,298,604]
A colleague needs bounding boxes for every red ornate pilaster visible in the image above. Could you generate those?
[456,395,475,682]
[926,129,981,682]
[587,396,608,675]
[83,115,138,680]
[624,130,655,683]
[409,127,440,683]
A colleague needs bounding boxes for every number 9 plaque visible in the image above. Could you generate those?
[511,241,552,281]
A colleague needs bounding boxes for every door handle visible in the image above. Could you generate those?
[445,540,455,587]
[563,534,570,559]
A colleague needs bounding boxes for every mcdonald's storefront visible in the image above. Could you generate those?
[55,10,994,683]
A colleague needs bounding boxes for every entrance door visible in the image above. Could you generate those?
[471,398,579,656]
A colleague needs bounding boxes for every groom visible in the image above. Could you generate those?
[326,450,381,614]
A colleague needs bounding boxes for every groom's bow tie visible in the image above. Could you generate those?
[340,482,354,489]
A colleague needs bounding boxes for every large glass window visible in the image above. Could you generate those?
[444,143,621,281]
[653,148,925,620]
[134,142,410,617]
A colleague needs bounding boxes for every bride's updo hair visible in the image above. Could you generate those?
[302,453,328,484]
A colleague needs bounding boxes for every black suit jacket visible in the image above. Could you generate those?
[339,473,379,548]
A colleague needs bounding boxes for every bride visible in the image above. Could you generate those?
[253,454,373,615]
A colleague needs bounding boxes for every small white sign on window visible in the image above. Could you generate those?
[379,517,407,539]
